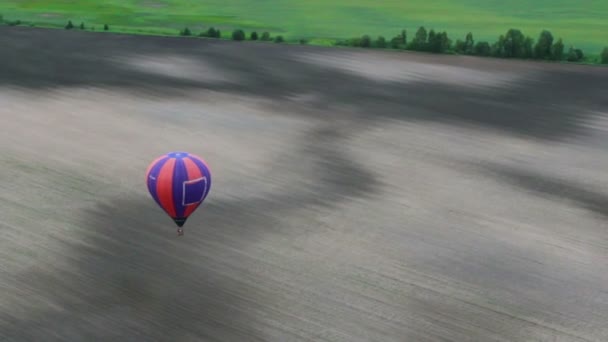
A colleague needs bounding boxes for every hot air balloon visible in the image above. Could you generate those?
[145,152,211,235]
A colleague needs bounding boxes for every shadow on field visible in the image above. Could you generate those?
[2,196,268,342]
[475,161,608,220]
[1,122,381,341]
[1,27,608,141]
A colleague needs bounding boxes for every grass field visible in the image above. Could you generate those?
[1,0,607,53]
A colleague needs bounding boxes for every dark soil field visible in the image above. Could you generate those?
[1,26,608,342]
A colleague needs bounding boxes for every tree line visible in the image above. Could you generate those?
[179,26,285,43]
[146,24,608,64]
[62,20,286,43]
[2,15,607,64]
[64,20,109,31]
[337,26,608,64]
[177,25,608,64]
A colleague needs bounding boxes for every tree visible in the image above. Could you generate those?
[232,29,245,41]
[427,29,437,52]
[439,31,451,53]
[390,35,401,49]
[79,22,85,30]
[522,36,534,58]
[260,31,271,41]
[428,30,449,53]
[474,41,491,56]
[250,31,258,40]
[492,29,528,58]
[454,39,466,54]
[416,26,428,42]
[390,29,406,49]
[104,24,109,31]
[360,35,371,48]
[199,27,214,37]
[65,20,74,30]
[492,35,506,57]
[534,30,554,59]
[551,38,564,60]
[180,27,191,36]
[203,28,221,38]
[464,32,474,54]
[601,47,608,64]
[427,31,450,53]
[566,48,578,61]
[566,46,584,62]
[274,35,284,43]
[375,36,386,48]
[409,26,427,51]
[299,38,308,44]
[503,29,527,58]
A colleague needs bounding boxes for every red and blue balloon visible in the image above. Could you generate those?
[146,152,211,229]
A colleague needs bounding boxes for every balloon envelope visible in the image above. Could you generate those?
[145,152,211,227]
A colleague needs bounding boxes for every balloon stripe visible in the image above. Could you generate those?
[146,156,170,208]
[187,155,212,199]
[172,157,187,219]
[182,157,204,217]
[187,153,210,173]
[145,154,167,181]
[156,158,177,218]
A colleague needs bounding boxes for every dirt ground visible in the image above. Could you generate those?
[1,26,608,342]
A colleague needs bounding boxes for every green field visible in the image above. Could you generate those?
[1,0,607,53]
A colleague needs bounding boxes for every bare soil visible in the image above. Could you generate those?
[1,26,608,342]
